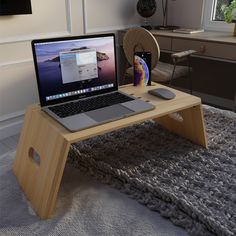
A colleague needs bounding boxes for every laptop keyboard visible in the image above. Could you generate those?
[48,92,134,118]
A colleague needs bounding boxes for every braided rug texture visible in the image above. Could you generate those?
[68,105,236,236]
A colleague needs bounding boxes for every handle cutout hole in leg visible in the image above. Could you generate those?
[168,113,184,122]
[29,147,41,166]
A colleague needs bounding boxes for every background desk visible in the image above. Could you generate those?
[118,30,236,110]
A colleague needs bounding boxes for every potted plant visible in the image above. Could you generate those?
[224,0,236,36]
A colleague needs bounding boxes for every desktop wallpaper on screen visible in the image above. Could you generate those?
[34,36,116,103]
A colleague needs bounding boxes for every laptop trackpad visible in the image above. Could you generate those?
[86,104,133,122]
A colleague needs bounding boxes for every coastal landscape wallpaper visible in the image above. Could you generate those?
[34,36,116,101]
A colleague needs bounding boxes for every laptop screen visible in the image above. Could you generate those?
[32,34,118,106]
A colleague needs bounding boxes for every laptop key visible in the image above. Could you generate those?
[49,92,134,118]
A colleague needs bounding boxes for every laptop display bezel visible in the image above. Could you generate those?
[31,33,118,107]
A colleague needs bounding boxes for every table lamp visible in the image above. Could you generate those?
[155,0,179,30]
[137,0,157,30]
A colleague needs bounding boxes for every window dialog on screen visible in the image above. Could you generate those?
[60,48,98,84]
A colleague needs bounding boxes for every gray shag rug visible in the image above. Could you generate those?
[68,105,236,236]
[0,153,189,236]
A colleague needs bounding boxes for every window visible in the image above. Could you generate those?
[203,0,234,31]
[60,49,98,84]
[212,0,233,21]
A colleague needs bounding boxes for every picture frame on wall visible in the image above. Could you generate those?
[0,0,32,15]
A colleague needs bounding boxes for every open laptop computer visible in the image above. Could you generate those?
[31,33,154,132]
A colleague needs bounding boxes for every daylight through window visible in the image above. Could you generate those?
[212,0,233,21]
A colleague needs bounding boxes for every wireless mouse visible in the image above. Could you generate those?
[148,88,176,100]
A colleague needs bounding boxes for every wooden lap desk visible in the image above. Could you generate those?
[13,82,208,219]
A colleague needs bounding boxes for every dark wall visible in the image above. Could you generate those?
[155,52,236,100]
[191,57,236,100]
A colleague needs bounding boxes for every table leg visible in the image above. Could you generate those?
[155,104,208,148]
[13,107,71,219]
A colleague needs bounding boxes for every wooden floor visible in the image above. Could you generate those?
[0,134,20,156]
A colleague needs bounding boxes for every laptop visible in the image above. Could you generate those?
[31,33,154,132]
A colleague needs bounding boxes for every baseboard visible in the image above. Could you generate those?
[196,92,235,111]
[172,86,235,111]
[0,111,24,141]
